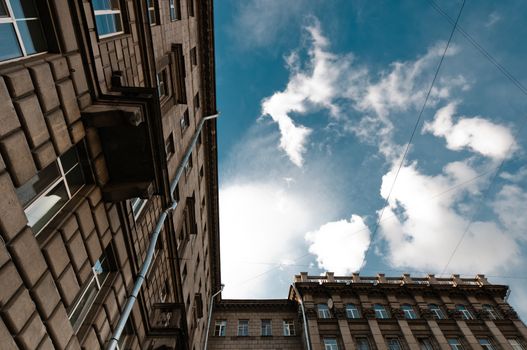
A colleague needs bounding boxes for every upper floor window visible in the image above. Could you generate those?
[237,320,248,336]
[214,320,226,336]
[356,338,371,350]
[131,197,147,220]
[346,304,361,319]
[428,304,445,320]
[419,338,434,350]
[318,304,331,319]
[283,320,295,336]
[92,0,123,38]
[479,339,495,350]
[16,144,88,235]
[169,0,180,21]
[157,68,170,99]
[401,304,417,319]
[482,304,500,320]
[448,338,463,350]
[456,305,474,320]
[324,338,339,350]
[146,0,157,25]
[187,0,194,17]
[374,304,389,319]
[261,319,272,336]
[509,339,525,350]
[0,0,47,62]
[68,244,113,332]
[387,338,402,350]
[180,109,190,132]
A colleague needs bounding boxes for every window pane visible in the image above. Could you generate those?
[95,13,122,36]
[16,162,61,207]
[10,0,38,19]
[25,182,69,233]
[0,23,23,61]
[69,277,98,331]
[92,0,119,11]
[16,18,47,54]
[0,0,8,17]
[357,338,370,350]
[94,254,111,286]
[60,146,79,173]
[65,165,85,196]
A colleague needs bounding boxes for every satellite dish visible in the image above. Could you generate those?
[327,298,334,309]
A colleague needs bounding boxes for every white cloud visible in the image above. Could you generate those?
[493,184,527,241]
[378,162,521,273]
[305,215,371,274]
[485,12,502,28]
[500,166,527,183]
[423,103,517,159]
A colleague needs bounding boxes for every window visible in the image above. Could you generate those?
[374,304,389,319]
[318,304,331,319]
[356,338,371,350]
[199,165,204,178]
[419,338,434,350]
[509,339,525,350]
[190,47,197,66]
[165,133,175,159]
[214,320,226,336]
[346,304,361,319]
[194,92,200,110]
[131,197,147,220]
[169,0,180,21]
[16,144,88,235]
[324,338,339,350]
[237,320,249,336]
[68,245,113,332]
[479,339,495,350]
[283,320,295,336]
[0,0,47,62]
[448,338,463,350]
[261,319,272,336]
[146,0,157,25]
[92,0,123,38]
[456,305,474,320]
[171,43,187,103]
[428,304,445,320]
[180,110,190,131]
[387,338,402,350]
[401,304,417,319]
[482,304,500,320]
[188,0,194,16]
[157,69,170,99]
[184,153,193,175]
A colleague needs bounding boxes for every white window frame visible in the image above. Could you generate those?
[456,305,474,320]
[509,339,525,350]
[147,0,157,26]
[401,304,417,319]
[448,338,463,350]
[324,338,339,350]
[482,305,500,320]
[429,304,445,319]
[92,1,124,39]
[318,304,331,319]
[261,319,272,336]
[374,304,389,319]
[0,0,47,61]
[169,0,179,21]
[237,320,249,336]
[283,320,295,336]
[214,320,226,336]
[131,197,147,220]
[346,304,361,319]
[479,339,495,350]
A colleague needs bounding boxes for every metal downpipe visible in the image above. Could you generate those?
[203,284,224,350]
[106,113,219,350]
[292,284,311,350]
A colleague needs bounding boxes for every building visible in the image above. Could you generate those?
[208,273,527,350]
[0,0,219,349]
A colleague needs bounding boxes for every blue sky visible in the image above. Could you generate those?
[213,0,527,319]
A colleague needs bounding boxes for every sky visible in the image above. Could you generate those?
[213,0,527,320]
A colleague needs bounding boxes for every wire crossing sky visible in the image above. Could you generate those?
[214,0,527,321]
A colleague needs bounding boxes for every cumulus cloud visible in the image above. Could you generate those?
[378,162,521,273]
[305,215,371,274]
[423,103,517,159]
[493,184,527,241]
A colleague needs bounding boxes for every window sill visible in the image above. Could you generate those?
[97,32,130,43]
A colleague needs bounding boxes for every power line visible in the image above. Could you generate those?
[359,0,466,273]
[428,0,527,97]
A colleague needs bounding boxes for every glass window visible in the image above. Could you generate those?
[448,338,463,350]
[131,197,147,220]
[16,145,87,235]
[146,0,156,25]
[92,0,123,38]
[318,304,331,319]
[479,339,495,350]
[387,338,402,350]
[419,338,434,350]
[0,0,47,62]
[180,110,190,131]
[188,0,194,16]
[214,320,226,336]
[429,304,445,320]
[374,304,389,319]
[283,320,295,336]
[324,338,339,350]
[261,319,272,336]
[169,0,180,21]
[157,69,169,98]
[356,338,370,350]
[346,304,361,319]
[456,305,474,320]
[482,304,500,320]
[68,246,112,332]
[237,320,248,336]
[509,339,525,350]
[401,304,417,319]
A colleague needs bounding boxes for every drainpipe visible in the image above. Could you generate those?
[106,113,219,350]
[203,284,225,350]
[292,284,311,350]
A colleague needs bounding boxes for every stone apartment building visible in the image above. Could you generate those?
[0,0,220,349]
[208,273,527,350]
